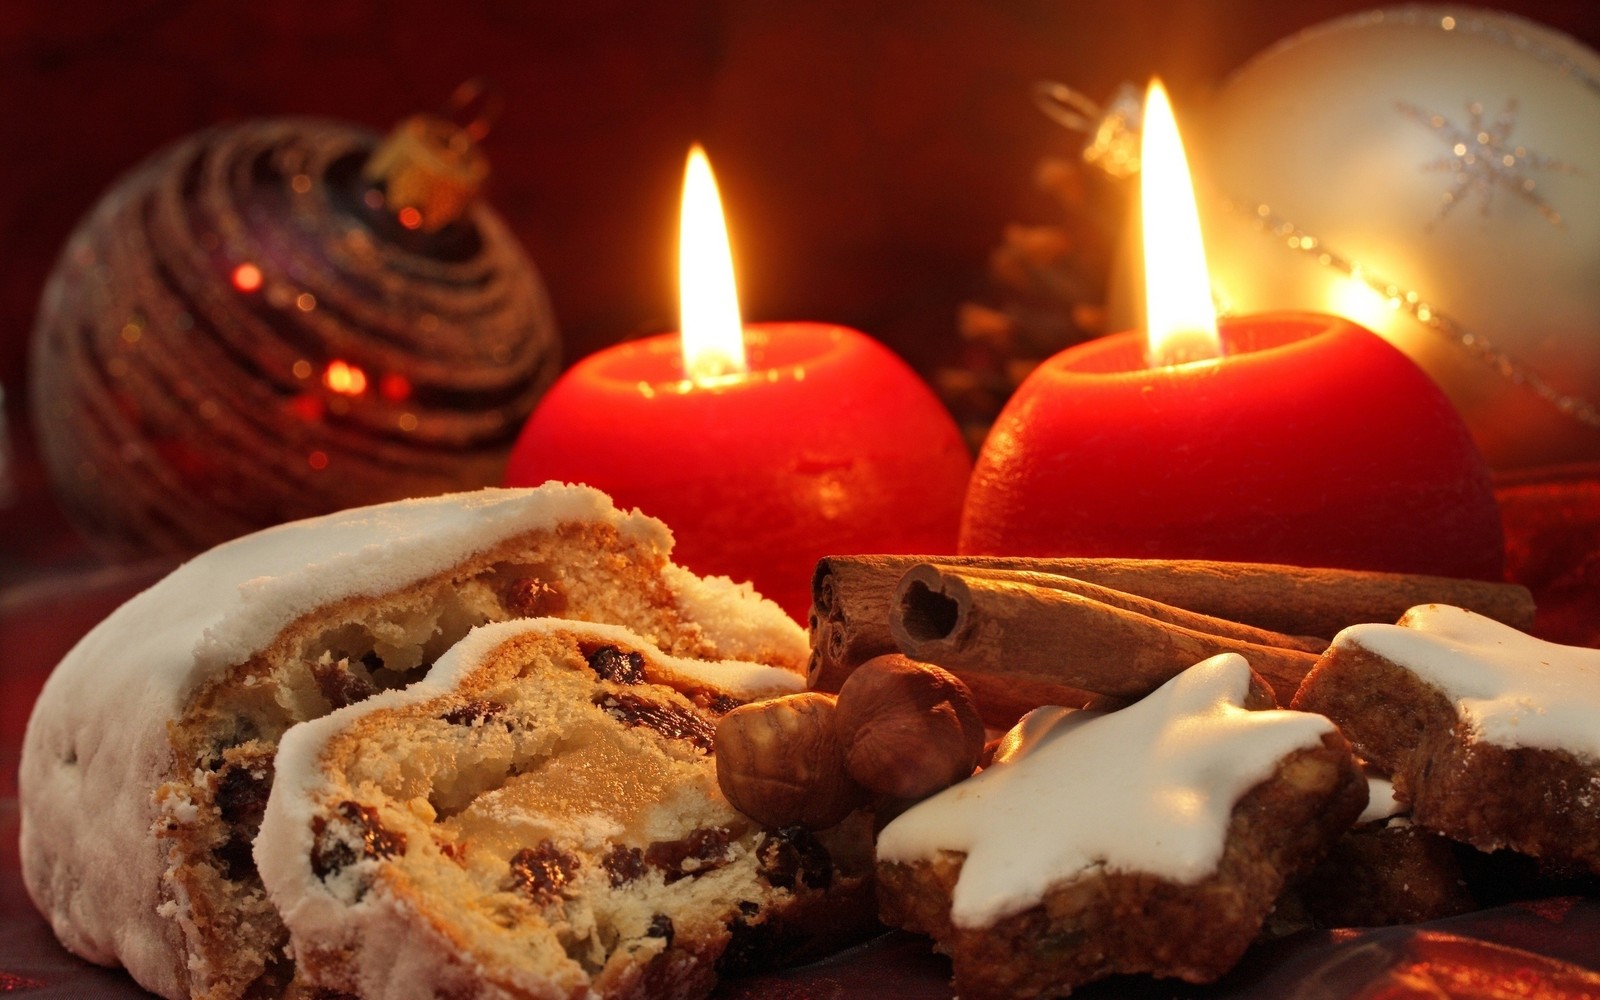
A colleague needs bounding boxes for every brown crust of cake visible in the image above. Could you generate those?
[876,732,1365,1000]
[1293,644,1600,875]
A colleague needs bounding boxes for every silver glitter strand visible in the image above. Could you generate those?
[1225,199,1600,431]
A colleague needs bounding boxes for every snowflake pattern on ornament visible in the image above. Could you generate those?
[1397,98,1580,228]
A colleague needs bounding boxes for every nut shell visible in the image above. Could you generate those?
[715,693,863,829]
[835,654,985,799]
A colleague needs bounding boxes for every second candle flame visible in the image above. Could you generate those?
[679,145,749,383]
[1141,80,1221,367]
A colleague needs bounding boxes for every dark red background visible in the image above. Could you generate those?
[1,1,1597,582]
[4,11,1600,993]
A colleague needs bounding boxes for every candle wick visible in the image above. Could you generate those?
[1147,329,1223,368]
[687,349,744,384]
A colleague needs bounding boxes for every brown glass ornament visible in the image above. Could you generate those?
[29,115,560,559]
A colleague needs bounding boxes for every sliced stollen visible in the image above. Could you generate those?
[19,484,806,1000]
[257,618,875,1000]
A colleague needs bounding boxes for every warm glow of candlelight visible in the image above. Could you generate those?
[1141,79,1221,367]
[1326,271,1398,336]
[678,145,748,383]
[323,359,368,395]
[231,262,263,293]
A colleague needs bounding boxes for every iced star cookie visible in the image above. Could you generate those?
[1293,603,1600,875]
[1285,773,1475,929]
[874,653,1365,999]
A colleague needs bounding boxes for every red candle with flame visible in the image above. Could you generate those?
[506,148,972,619]
[960,82,1503,580]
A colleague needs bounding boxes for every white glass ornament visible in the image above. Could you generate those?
[1193,6,1600,470]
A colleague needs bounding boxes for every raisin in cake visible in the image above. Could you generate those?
[256,618,874,1000]
[20,484,806,1000]
[1292,603,1600,875]
[875,653,1365,1000]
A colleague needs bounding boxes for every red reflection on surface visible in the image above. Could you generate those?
[379,372,412,401]
[231,263,263,292]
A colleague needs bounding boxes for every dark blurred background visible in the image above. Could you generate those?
[2,0,1596,581]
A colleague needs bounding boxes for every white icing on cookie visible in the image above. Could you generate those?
[1358,775,1403,825]
[1335,604,1600,759]
[875,653,1336,929]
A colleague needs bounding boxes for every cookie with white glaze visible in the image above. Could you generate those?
[1293,603,1600,875]
[257,618,876,1000]
[875,653,1364,1000]
[19,484,806,1000]
[1284,774,1475,929]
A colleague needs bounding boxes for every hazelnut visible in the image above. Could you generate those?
[714,692,863,829]
[835,654,985,799]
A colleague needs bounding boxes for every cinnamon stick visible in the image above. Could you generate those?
[950,566,1327,653]
[810,554,1533,655]
[810,554,923,690]
[810,555,1050,689]
[946,672,1115,730]
[890,564,1324,704]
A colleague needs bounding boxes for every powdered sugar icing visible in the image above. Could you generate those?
[1358,775,1403,825]
[17,483,802,999]
[1335,603,1600,759]
[875,653,1337,929]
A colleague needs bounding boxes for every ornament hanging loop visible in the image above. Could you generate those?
[1034,81,1104,132]
[1035,80,1144,180]
[364,79,502,232]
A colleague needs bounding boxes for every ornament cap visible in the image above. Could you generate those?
[363,113,489,231]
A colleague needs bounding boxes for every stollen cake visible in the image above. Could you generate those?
[1292,603,1600,875]
[19,484,807,1000]
[256,618,876,1000]
[874,653,1366,999]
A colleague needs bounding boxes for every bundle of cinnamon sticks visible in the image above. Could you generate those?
[808,555,1535,716]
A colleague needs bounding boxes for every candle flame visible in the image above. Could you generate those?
[1141,79,1220,367]
[678,145,748,382]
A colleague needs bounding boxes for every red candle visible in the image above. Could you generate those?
[505,149,971,620]
[960,81,1503,580]
[959,314,1504,579]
